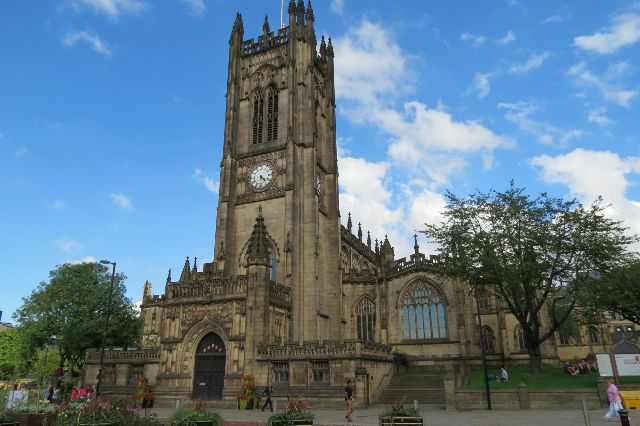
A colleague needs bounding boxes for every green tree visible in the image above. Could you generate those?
[0,327,27,379]
[423,182,635,374]
[579,260,640,325]
[14,262,142,374]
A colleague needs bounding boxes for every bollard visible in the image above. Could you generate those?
[618,409,630,426]
[273,399,278,413]
[176,399,180,409]
[414,400,418,411]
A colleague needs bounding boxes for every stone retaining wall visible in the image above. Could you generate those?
[454,387,601,410]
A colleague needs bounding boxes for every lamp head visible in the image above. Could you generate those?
[100,260,112,265]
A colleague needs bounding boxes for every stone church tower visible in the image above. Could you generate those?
[85,1,561,408]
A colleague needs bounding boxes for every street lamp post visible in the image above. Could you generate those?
[470,274,492,411]
[96,259,116,397]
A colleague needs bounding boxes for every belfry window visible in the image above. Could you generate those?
[269,246,277,281]
[355,297,376,341]
[266,87,278,142]
[401,281,447,340]
[252,91,264,144]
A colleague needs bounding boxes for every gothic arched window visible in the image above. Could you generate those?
[588,326,600,344]
[252,91,264,144]
[515,325,527,352]
[355,297,375,341]
[266,87,278,142]
[401,281,447,340]
[481,325,495,353]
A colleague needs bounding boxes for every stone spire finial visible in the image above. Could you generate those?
[246,209,271,265]
[263,15,270,34]
[288,0,296,14]
[306,0,314,22]
[192,256,198,273]
[357,222,363,241]
[347,212,352,232]
[367,231,371,249]
[414,233,420,255]
[297,0,305,14]
[179,257,191,282]
[166,268,171,283]
[375,238,379,254]
[327,37,334,57]
[232,12,244,34]
[143,280,152,298]
[320,35,326,57]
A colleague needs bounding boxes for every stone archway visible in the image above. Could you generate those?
[192,332,226,400]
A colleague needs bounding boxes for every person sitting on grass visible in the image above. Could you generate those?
[499,367,508,382]
[563,361,577,375]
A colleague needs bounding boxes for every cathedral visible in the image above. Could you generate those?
[84,1,566,407]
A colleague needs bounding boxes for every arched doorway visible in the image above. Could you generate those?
[192,333,226,400]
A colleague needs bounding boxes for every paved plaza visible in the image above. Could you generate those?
[151,404,623,426]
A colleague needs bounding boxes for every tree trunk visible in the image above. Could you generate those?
[527,343,543,375]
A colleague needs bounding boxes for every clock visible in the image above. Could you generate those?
[249,163,273,190]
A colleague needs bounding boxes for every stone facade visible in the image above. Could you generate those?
[85,1,570,406]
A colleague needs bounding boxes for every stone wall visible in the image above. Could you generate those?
[454,387,601,410]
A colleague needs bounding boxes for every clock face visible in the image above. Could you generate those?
[250,163,273,190]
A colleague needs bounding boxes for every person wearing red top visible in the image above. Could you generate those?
[70,387,79,402]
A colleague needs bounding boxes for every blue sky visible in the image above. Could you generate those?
[2,0,639,322]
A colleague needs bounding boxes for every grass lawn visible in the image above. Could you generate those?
[465,367,599,390]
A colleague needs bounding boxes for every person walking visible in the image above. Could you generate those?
[261,382,273,412]
[344,379,354,422]
[604,377,624,421]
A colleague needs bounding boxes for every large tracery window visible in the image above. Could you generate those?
[252,91,264,144]
[481,326,496,353]
[355,297,376,341]
[266,87,278,142]
[401,281,447,340]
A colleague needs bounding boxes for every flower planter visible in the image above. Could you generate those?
[78,423,119,426]
[270,421,313,426]
[13,413,56,426]
[379,416,423,426]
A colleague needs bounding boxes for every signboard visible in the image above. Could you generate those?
[616,354,640,376]
[597,353,614,377]
[596,353,640,377]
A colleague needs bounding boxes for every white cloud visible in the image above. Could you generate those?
[56,237,82,253]
[330,0,344,15]
[532,148,640,239]
[72,0,147,19]
[460,32,486,47]
[499,101,584,146]
[63,30,112,56]
[508,51,550,74]
[471,72,494,99]
[181,0,205,16]
[542,14,568,24]
[333,20,514,256]
[70,256,97,264]
[194,168,218,193]
[587,107,613,127]
[15,147,28,158]
[574,12,640,54]
[496,30,516,45]
[110,191,134,210]
[47,200,65,211]
[567,61,637,107]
